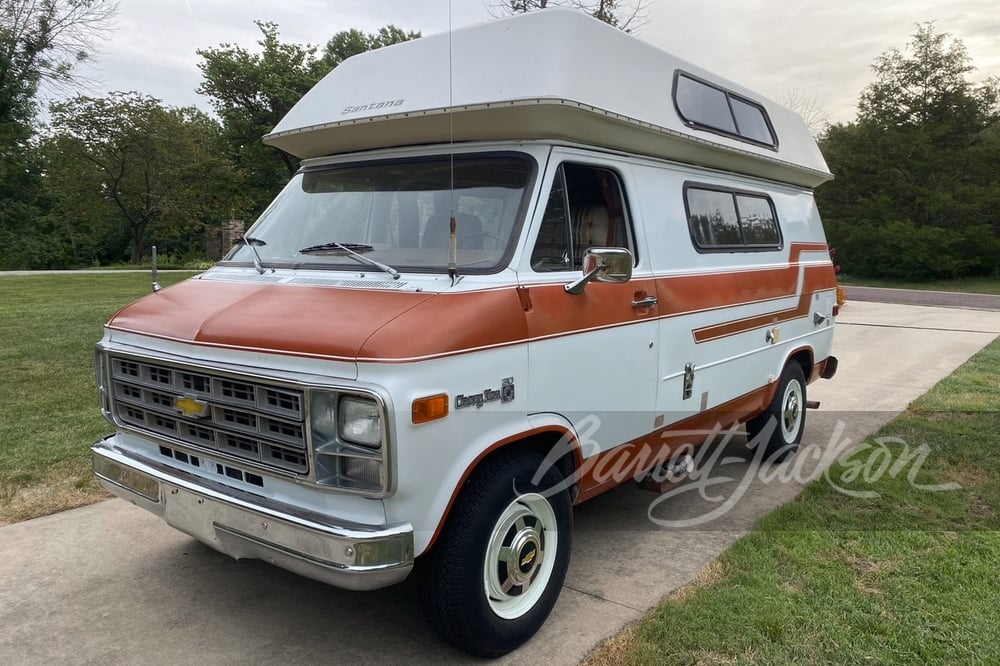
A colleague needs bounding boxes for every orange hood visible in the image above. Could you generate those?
[107,278,528,363]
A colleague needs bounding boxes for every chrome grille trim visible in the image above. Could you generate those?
[108,355,309,475]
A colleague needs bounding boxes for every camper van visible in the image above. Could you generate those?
[92,9,838,657]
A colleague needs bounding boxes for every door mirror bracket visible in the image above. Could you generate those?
[564,247,633,295]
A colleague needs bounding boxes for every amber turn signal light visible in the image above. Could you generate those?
[412,393,449,424]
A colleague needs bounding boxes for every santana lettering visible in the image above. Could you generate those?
[342,99,406,114]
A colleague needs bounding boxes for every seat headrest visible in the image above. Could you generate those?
[574,204,611,249]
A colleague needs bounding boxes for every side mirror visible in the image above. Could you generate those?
[564,247,633,295]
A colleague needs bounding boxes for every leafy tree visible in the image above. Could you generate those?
[489,0,649,32]
[0,0,116,121]
[320,25,420,70]
[858,23,998,132]
[817,24,1000,280]
[197,21,322,194]
[197,22,420,218]
[47,92,247,264]
[0,136,53,268]
[0,0,117,269]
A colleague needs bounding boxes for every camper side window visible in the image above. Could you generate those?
[530,163,635,272]
[673,71,777,149]
[685,184,781,251]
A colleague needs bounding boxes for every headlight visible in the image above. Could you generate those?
[338,396,382,448]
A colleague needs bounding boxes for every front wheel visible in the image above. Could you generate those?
[418,450,572,657]
[746,362,807,463]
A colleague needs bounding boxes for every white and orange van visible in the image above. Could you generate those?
[92,9,838,657]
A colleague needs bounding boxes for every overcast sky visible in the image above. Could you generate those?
[68,0,1000,127]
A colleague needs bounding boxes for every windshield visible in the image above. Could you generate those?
[222,153,535,273]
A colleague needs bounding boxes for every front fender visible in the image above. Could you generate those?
[387,410,578,556]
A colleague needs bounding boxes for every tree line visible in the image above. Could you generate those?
[0,0,648,269]
[818,23,1000,280]
[1,2,997,279]
[0,0,424,268]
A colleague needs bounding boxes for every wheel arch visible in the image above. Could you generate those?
[421,423,582,554]
[756,345,813,416]
[787,346,814,385]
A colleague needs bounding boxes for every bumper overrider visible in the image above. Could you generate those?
[91,436,414,591]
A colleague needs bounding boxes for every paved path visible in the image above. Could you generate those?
[845,285,1000,311]
[2,302,999,666]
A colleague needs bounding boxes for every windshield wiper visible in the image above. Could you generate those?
[298,241,400,279]
[299,242,374,254]
[239,236,270,274]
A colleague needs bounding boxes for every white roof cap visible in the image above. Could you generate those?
[265,8,831,187]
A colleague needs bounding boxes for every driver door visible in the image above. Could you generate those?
[518,151,659,460]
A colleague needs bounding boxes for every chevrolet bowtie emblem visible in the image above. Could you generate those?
[520,549,536,567]
[175,395,209,419]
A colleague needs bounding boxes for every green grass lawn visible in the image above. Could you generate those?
[839,275,1000,295]
[0,272,196,524]
[588,339,1000,665]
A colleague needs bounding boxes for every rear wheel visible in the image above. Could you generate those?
[418,449,572,657]
[746,363,807,462]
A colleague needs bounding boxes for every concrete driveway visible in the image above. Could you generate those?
[2,301,999,665]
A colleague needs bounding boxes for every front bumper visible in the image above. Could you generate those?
[92,436,413,591]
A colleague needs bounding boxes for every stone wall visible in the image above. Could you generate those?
[206,220,245,260]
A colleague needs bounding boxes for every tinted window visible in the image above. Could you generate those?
[735,195,780,245]
[730,98,775,145]
[530,170,571,271]
[531,164,636,272]
[223,154,534,274]
[686,185,782,251]
[675,75,736,134]
[687,188,741,246]
[674,72,777,148]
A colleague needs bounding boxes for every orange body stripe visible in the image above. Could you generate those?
[107,243,834,361]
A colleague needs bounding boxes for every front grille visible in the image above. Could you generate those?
[108,356,308,474]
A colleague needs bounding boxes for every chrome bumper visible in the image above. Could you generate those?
[91,437,413,591]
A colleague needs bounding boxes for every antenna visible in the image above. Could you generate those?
[151,245,162,293]
[447,0,458,284]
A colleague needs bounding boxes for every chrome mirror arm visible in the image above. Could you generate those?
[564,263,607,295]
[564,247,632,295]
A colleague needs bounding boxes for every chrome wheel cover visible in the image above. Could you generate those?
[780,378,804,443]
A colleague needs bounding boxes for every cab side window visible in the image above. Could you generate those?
[530,163,634,272]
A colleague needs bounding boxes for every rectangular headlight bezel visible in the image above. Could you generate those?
[307,388,391,495]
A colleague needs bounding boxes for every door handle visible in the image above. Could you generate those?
[632,295,658,308]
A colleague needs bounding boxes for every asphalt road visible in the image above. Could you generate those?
[846,285,1000,311]
[2,301,999,665]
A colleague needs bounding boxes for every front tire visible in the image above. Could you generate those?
[746,362,807,463]
[418,449,572,657]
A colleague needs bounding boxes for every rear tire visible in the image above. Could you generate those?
[746,363,807,463]
[418,449,572,658]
